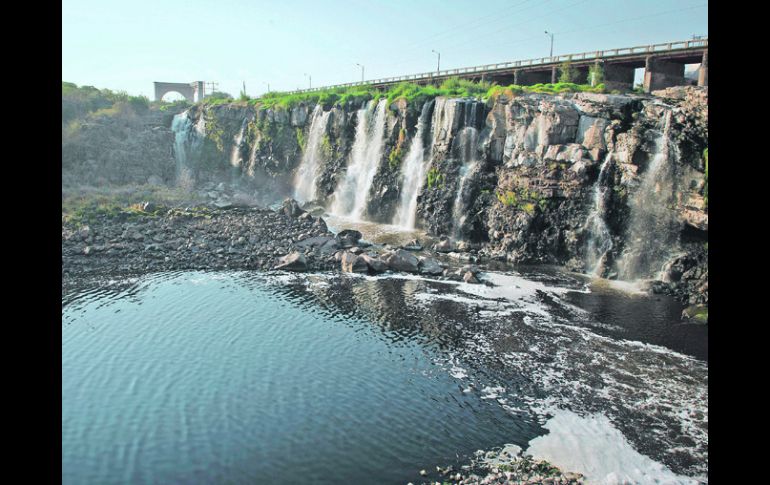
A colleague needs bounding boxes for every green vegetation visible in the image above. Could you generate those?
[244,77,607,113]
[296,128,306,152]
[320,134,334,158]
[496,187,544,214]
[62,185,201,226]
[203,91,235,105]
[388,128,407,170]
[558,61,578,83]
[426,167,445,189]
[62,81,150,124]
[159,99,192,112]
[588,64,604,86]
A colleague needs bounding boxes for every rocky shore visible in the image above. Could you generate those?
[62,198,490,291]
[62,195,706,318]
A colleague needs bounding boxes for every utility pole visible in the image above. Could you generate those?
[264,82,270,93]
[355,63,364,83]
[545,31,554,58]
[432,50,440,74]
[304,73,312,89]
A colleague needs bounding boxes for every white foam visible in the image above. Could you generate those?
[526,409,703,485]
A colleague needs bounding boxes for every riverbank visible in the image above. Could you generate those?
[62,196,707,319]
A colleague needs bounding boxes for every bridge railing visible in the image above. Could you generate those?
[278,37,707,95]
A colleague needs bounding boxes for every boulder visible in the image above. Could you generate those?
[381,249,419,273]
[463,271,480,284]
[418,256,443,275]
[296,236,338,256]
[335,229,363,248]
[360,254,387,273]
[434,237,454,253]
[402,239,423,251]
[281,198,306,218]
[274,251,307,271]
[341,252,369,273]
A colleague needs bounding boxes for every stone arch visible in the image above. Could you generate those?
[153,82,203,102]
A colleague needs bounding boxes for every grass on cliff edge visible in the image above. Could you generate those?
[244,78,607,111]
[62,185,204,226]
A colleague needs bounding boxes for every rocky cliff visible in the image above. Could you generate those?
[62,87,708,304]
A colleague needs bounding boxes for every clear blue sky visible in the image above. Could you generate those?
[62,0,707,100]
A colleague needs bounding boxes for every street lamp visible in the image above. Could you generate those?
[355,63,364,83]
[304,73,312,89]
[431,49,440,74]
[264,82,270,93]
[544,31,554,58]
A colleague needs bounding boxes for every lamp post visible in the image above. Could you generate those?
[544,30,554,58]
[355,63,364,83]
[432,50,440,74]
[304,73,312,90]
[264,82,270,93]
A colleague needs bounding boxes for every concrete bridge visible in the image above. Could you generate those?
[288,37,707,95]
[153,81,206,102]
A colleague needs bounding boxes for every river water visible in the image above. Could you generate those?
[62,263,707,484]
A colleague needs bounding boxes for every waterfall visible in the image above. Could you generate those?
[583,155,614,276]
[451,124,480,239]
[392,100,434,229]
[329,98,387,219]
[294,105,332,203]
[171,111,203,189]
[230,118,249,168]
[615,110,680,280]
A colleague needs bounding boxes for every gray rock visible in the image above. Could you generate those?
[419,256,444,275]
[275,251,307,271]
[360,254,387,273]
[402,239,423,251]
[281,198,306,218]
[335,229,363,248]
[341,252,369,273]
[434,237,454,253]
[381,249,419,273]
[463,271,480,284]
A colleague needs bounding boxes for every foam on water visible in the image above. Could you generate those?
[526,409,703,485]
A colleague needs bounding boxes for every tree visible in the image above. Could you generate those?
[558,62,577,83]
[588,63,604,87]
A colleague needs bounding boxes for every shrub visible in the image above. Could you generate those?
[558,62,577,83]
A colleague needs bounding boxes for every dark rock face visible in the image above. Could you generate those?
[62,108,177,186]
[381,249,419,273]
[62,87,707,304]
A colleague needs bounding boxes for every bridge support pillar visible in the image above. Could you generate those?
[698,50,708,87]
[603,63,635,91]
[551,66,557,84]
[644,56,685,93]
[513,70,519,85]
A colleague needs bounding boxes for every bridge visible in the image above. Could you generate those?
[288,37,707,95]
[153,81,206,102]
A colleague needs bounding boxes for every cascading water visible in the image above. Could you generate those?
[171,111,203,189]
[583,155,614,276]
[230,118,249,168]
[451,126,480,239]
[329,99,387,219]
[392,100,434,229]
[294,106,332,204]
[615,109,681,281]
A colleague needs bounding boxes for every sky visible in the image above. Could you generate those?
[62,0,708,100]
